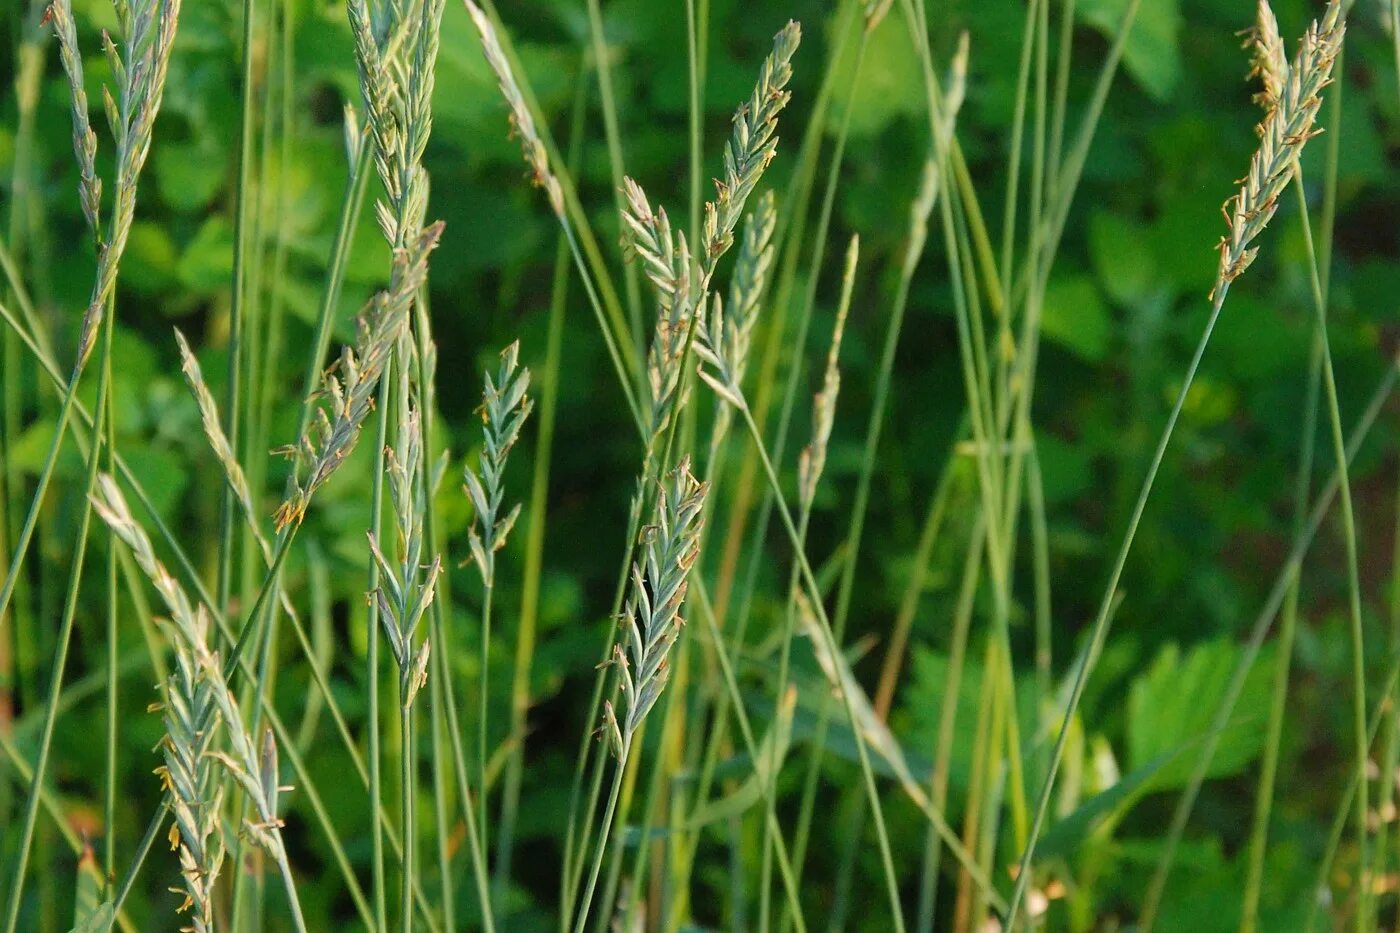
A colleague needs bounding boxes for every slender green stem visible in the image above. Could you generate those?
[1007,281,1234,927]
[220,0,260,614]
[916,514,985,933]
[478,580,494,865]
[572,738,630,933]
[101,272,120,898]
[1143,166,1368,933]
[582,0,644,357]
[734,402,911,929]
[2,295,114,933]
[496,111,574,904]
[402,701,416,933]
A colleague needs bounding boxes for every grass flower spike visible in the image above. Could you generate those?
[464,341,534,576]
[1213,0,1342,297]
[370,344,442,711]
[463,0,564,217]
[601,457,708,757]
[275,222,442,531]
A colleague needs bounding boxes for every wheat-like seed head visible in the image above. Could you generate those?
[91,476,230,930]
[348,0,444,245]
[175,330,258,531]
[274,222,443,531]
[695,189,777,415]
[369,337,442,708]
[601,457,708,756]
[705,21,800,259]
[70,0,183,369]
[621,177,701,443]
[94,476,296,881]
[1214,0,1342,298]
[155,608,224,933]
[203,670,292,862]
[798,235,858,509]
[463,0,565,217]
[463,340,533,582]
[623,23,800,444]
[45,0,102,232]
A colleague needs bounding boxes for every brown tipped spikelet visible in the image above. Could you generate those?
[274,222,443,531]
[464,0,565,217]
[1213,0,1342,299]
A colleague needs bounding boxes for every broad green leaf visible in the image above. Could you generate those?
[826,6,924,138]
[176,215,235,293]
[1077,0,1181,102]
[155,140,228,212]
[1041,275,1112,363]
[1038,742,1193,859]
[1089,212,1160,308]
[1128,639,1273,789]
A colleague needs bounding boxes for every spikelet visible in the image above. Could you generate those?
[703,21,800,260]
[274,222,443,531]
[695,190,777,413]
[798,236,858,509]
[65,0,183,368]
[176,330,257,528]
[347,0,445,245]
[1213,0,1343,298]
[601,458,708,756]
[463,0,565,217]
[1245,0,1287,109]
[204,680,292,863]
[370,339,442,710]
[156,606,223,933]
[621,178,700,443]
[462,341,533,578]
[46,0,101,232]
[90,476,223,931]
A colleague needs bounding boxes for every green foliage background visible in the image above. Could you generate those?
[2,0,1400,928]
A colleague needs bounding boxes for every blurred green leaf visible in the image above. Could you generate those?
[155,140,228,212]
[827,7,923,139]
[1128,639,1272,789]
[1077,0,1181,102]
[177,215,235,294]
[1042,275,1112,362]
[1090,212,1159,308]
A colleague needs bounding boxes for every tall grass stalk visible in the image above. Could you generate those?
[0,297,114,933]
[0,0,181,659]
[1006,5,1344,924]
[495,69,586,906]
